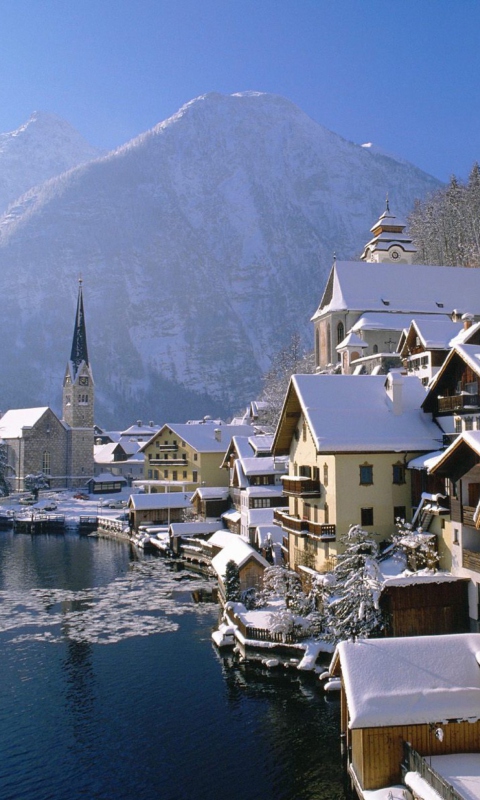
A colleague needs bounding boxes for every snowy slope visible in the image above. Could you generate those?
[0,111,102,214]
[0,93,441,426]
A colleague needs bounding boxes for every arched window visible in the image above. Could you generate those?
[337,321,344,345]
[326,323,331,364]
[373,344,378,354]
[42,451,51,475]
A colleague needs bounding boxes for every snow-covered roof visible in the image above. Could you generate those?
[211,538,269,577]
[351,313,419,332]
[146,423,255,453]
[407,450,445,471]
[91,472,127,483]
[288,374,443,453]
[206,530,242,548]
[128,492,193,510]
[313,261,480,319]
[248,434,273,454]
[254,524,284,547]
[190,486,230,501]
[241,456,285,476]
[404,318,465,350]
[334,633,480,728]
[0,407,51,438]
[336,331,368,350]
[169,521,220,537]
[221,509,241,523]
[427,430,480,476]
[247,508,275,526]
[245,485,285,498]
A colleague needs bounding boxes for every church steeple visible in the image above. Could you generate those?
[361,199,417,264]
[70,278,89,378]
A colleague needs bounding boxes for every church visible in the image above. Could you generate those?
[0,281,95,490]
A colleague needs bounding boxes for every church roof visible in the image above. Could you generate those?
[312,261,480,320]
[0,407,56,438]
[70,281,89,377]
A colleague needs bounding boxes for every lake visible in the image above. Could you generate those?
[0,531,348,800]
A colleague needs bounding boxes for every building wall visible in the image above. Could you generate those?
[143,427,229,487]
[5,409,69,491]
[67,428,94,488]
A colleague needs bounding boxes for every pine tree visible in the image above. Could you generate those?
[224,560,241,602]
[259,333,315,429]
[324,524,383,644]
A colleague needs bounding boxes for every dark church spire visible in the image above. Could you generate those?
[70,278,89,377]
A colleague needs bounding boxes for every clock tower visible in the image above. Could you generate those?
[360,199,417,264]
[62,280,94,486]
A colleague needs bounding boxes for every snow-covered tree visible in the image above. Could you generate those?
[24,472,49,500]
[0,441,10,497]
[224,560,241,602]
[390,519,439,571]
[259,333,315,429]
[324,524,383,643]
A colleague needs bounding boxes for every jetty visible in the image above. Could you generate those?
[14,513,66,534]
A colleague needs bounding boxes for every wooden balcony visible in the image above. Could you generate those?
[273,509,335,540]
[463,548,480,573]
[282,476,321,497]
[158,444,178,452]
[149,458,186,466]
[463,505,477,527]
[437,393,480,412]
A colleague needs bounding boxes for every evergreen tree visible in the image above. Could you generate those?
[0,442,10,497]
[259,333,315,429]
[324,524,383,644]
[224,560,241,602]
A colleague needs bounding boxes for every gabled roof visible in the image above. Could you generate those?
[211,538,269,577]
[332,633,480,728]
[0,407,54,438]
[422,344,480,412]
[312,261,480,320]
[141,423,255,454]
[400,318,464,355]
[427,431,480,481]
[336,331,368,350]
[273,373,443,455]
[128,492,193,510]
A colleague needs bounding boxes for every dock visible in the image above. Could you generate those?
[14,513,66,534]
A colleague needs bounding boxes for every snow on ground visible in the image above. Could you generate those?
[429,754,480,800]
[0,488,134,522]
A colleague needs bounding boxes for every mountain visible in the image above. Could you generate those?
[0,92,442,427]
[0,111,102,215]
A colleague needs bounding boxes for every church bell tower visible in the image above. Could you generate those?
[63,279,94,486]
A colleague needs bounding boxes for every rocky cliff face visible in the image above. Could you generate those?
[0,93,441,427]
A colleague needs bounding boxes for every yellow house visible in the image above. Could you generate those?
[272,372,442,572]
[140,421,254,492]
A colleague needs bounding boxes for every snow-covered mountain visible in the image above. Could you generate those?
[0,92,441,427]
[0,111,102,214]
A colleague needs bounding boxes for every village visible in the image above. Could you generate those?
[2,205,480,800]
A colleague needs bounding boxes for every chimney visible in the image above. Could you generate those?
[214,428,221,442]
[462,313,474,330]
[137,420,142,427]
[386,371,403,416]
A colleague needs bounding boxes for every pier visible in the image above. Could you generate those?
[14,513,66,534]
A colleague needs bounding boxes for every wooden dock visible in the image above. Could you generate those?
[14,513,66,534]
[96,515,130,540]
[78,515,98,534]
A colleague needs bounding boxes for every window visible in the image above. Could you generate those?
[324,502,329,524]
[337,321,344,345]
[182,453,187,461]
[465,417,474,431]
[193,453,198,461]
[164,470,168,478]
[394,506,406,523]
[172,471,178,481]
[359,464,373,485]
[392,464,405,484]
[373,344,378,354]
[299,465,311,478]
[302,421,307,442]
[455,417,462,433]
[192,471,198,482]
[303,503,311,520]
[42,451,51,475]
[361,507,374,526]
[323,463,328,486]
[183,471,187,479]
[147,469,152,479]
[253,498,270,508]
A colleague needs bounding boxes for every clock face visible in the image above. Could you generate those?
[79,376,89,386]
[390,249,400,260]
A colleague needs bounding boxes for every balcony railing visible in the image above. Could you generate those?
[282,476,321,496]
[437,393,480,412]
[462,548,480,573]
[402,742,464,800]
[273,509,335,540]
[149,458,186,466]
[157,445,178,452]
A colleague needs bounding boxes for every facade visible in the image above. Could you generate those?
[140,421,254,491]
[272,372,442,573]
[127,492,193,530]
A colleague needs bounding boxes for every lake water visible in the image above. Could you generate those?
[0,531,348,800]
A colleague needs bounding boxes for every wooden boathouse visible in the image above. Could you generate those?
[330,634,480,797]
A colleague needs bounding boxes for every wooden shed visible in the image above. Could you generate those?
[380,575,470,637]
[331,634,480,795]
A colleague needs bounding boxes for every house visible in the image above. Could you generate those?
[330,633,480,795]
[190,486,231,519]
[87,472,127,494]
[271,372,443,573]
[211,538,269,602]
[398,316,470,387]
[312,204,480,376]
[139,421,254,491]
[379,573,470,637]
[127,492,193,530]
[221,434,288,540]
[0,281,94,490]
[94,441,144,481]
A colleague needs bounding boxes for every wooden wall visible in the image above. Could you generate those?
[352,719,480,790]
[380,580,470,637]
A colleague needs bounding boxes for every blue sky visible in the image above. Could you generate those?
[0,0,478,182]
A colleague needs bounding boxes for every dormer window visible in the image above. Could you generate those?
[436,302,444,308]
[381,298,390,306]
